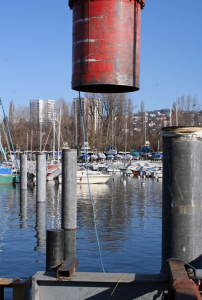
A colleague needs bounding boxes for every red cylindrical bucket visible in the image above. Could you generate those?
[69,0,145,93]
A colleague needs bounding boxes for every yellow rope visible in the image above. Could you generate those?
[108,273,126,300]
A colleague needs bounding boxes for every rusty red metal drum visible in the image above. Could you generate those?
[69,0,145,93]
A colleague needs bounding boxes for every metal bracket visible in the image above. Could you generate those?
[168,260,201,300]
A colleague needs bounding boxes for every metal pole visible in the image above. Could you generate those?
[145,111,146,146]
[170,109,172,126]
[27,132,28,152]
[31,129,33,161]
[58,109,61,165]
[161,126,202,269]
[53,120,55,160]
[175,106,178,126]
[36,153,46,203]
[40,122,42,152]
[20,154,27,190]
[46,229,64,271]
[61,149,77,230]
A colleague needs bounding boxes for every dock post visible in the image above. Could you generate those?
[46,229,64,271]
[35,202,46,253]
[61,149,77,259]
[20,154,27,189]
[36,153,46,203]
[64,230,77,259]
[161,127,202,269]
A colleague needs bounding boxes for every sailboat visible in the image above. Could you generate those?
[0,98,20,185]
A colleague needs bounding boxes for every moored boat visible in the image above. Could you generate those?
[57,168,111,184]
[0,167,20,185]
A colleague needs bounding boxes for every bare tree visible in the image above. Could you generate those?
[9,100,15,123]
[173,95,201,126]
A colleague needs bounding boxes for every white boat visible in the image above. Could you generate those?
[114,154,122,160]
[119,163,133,175]
[57,169,111,184]
[77,170,111,184]
[90,154,98,160]
[119,168,133,175]
[97,152,106,159]
[124,154,133,160]
[105,146,117,155]
[151,167,163,179]
[80,142,93,155]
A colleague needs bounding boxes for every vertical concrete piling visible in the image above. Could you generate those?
[161,127,202,268]
[20,154,27,189]
[20,189,27,228]
[61,149,77,230]
[64,230,77,259]
[36,153,46,203]
[61,149,77,260]
[35,202,46,253]
[46,229,64,271]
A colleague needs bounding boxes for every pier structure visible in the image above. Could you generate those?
[31,129,202,300]
[161,127,202,269]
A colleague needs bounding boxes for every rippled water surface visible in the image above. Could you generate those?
[0,174,162,280]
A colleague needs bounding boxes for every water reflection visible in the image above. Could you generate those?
[35,202,46,253]
[46,182,61,229]
[0,175,163,277]
[20,189,27,228]
[76,176,162,273]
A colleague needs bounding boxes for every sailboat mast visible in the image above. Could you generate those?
[58,109,61,164]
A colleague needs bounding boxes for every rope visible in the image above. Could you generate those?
[108,273,126,300]
[79,91,105,273]
[160,258,196,274]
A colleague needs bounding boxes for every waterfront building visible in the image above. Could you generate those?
[73,97,102,147]
[30,99,56,124]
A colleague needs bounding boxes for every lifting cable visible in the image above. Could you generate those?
[79,91,105,273]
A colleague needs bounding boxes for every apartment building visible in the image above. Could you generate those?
[30,99,56,124]
[73,97,102,147]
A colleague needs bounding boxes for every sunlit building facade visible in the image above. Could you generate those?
[30,99,56,124]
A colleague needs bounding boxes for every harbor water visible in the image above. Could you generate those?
[0,173,162,280]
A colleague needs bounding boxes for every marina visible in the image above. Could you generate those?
[0,167,163,299]
[1,131,202,299]
[0,0,201,297]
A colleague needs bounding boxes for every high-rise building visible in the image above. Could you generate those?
[30,99,56,124]
[73,97,102,147]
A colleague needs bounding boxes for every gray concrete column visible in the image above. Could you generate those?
[161,127,202,268]
[61,149,77,230]
[64,230,77,259]
[20,154,27,189]
[36,153,46,203]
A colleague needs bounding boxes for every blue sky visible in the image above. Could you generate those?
[0,0,201,114]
